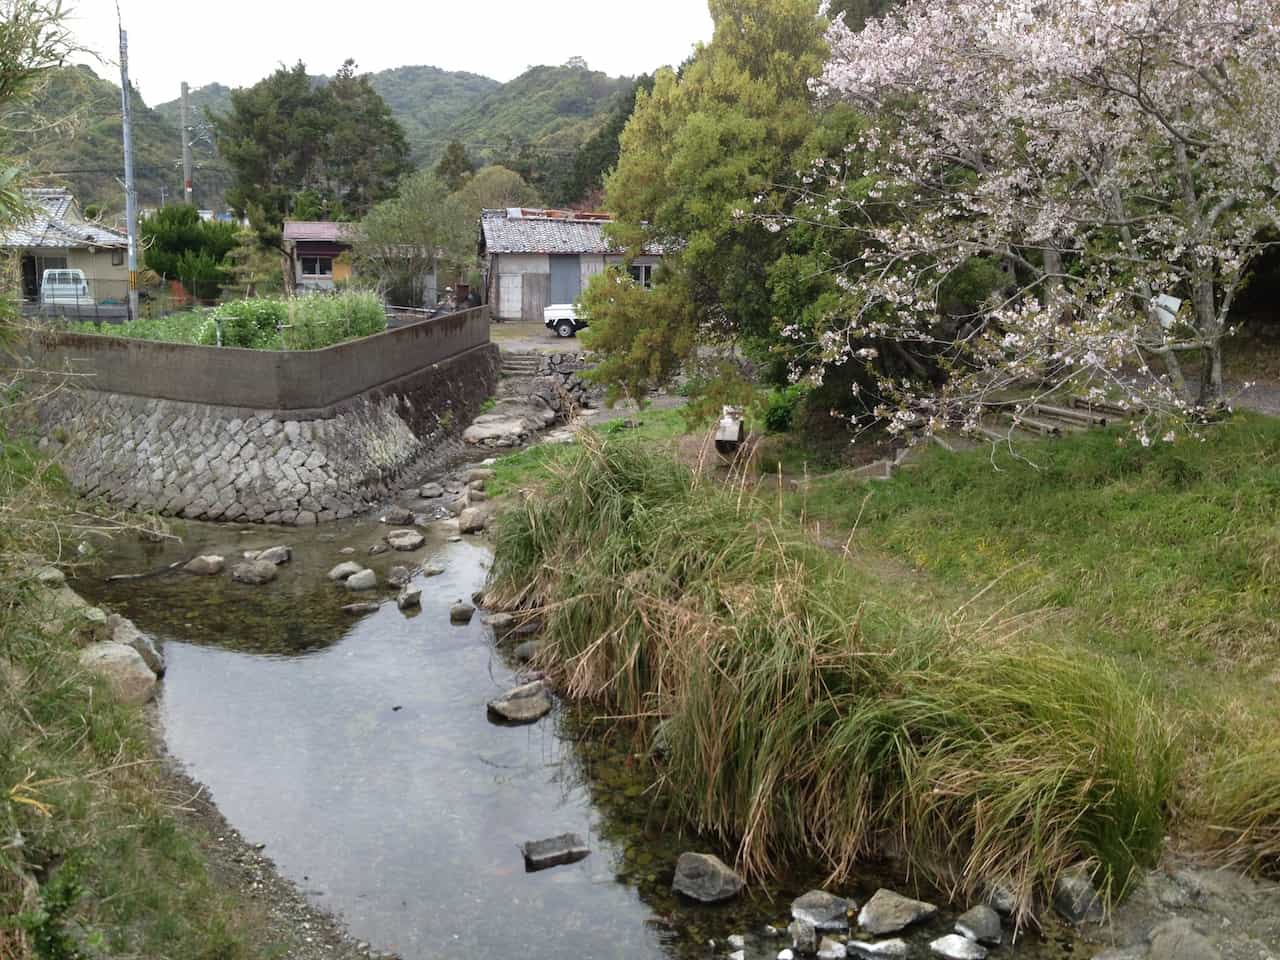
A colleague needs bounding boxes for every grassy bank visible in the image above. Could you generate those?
[486,436,1176,922]
[798,415,1280,875]
[0,435,286,957]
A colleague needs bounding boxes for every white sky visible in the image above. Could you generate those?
[68,0,714,105]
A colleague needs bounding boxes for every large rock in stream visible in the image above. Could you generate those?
[858,889,938,935]
[486,680,552,724]
[670,852,745,903]
[793,890,854,932]
[78,642,157,704]
[231,560,278,585]
[520,833,590,871]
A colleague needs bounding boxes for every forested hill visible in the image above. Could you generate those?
[156,62,629,171]
[10,65,231,216]
[19,60,633,214]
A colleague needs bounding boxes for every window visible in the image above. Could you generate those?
[301,256,333,277]
[628,263,655,288]
[111,249,124,266]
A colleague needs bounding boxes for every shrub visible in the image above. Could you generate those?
[195,299,287,349]
[759,384,807,433]
[280,291,386,350]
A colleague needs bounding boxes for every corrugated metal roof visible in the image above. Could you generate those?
[1,189,127,250]
[283,220,358,243]
[480,208,663,256]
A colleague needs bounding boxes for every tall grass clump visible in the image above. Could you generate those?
[487,436,1176,921]
[1200,733,1280,874]
[281,290,386,350]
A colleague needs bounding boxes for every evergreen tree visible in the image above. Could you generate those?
[434,140,475,193]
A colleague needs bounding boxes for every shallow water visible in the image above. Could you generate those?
[80,520,1086,960]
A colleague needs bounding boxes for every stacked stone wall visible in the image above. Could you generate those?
[27,344,500,525]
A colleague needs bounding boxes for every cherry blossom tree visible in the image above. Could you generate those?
[783,0,1280,442]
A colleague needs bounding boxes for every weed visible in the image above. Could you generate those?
[486,436,1175,921]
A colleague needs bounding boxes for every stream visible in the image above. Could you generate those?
[78,517,1089,960]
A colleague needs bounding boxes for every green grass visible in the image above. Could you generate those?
[0,433,293,959]
[62,311,207,344]
[796,414,1280,874]
[487,406,694,498]
[485,436,1176,922]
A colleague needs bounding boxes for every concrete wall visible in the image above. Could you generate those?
[24,305,490,415]
[11,307,500,524]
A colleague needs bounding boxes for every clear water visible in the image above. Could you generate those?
[79,520,1084,960]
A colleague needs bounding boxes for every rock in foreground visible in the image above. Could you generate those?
[671,852,744,903]
[183,555,224,576]
[858,889,937,935]
[955,905,1002,946]
[386,529,426,552]
[793,890,854,932]
[486,680,552,724]
[520,833,590,871]
[327,561,365,581]
[847,940,908,958]
[450,602,475,623]
[397,586,422,610]
[345,569,377,591]
[1053,866,1104,924]
[930,935,987,960]
[231,560,278,585]
[78,642,156,704]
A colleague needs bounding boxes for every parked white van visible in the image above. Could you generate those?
[40,268,92,306]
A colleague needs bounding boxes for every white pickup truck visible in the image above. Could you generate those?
[543,303,588,338]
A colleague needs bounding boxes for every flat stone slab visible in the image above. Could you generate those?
[847,940,908,958]
[930,935,987,960]
[793,889,854,932]
[386,529,426,552]
[487,680,552,724]
[671,852,744,903]
[858,889,938,935]
[342,601,381,615]
[520,833,590,871]
[245,545,291,565]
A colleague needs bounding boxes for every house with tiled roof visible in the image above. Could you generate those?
[283,220,359,291]
[478,208,664,321]
[3,188,129,303]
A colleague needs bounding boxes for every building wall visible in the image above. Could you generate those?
[492,253,550,320]
[24,246,129,301]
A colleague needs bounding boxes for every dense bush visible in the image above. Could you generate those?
[195,298,286,349]
[280,290,386,349]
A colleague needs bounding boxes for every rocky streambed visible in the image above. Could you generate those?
[63,466,1280,960]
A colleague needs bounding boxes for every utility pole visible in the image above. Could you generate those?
[180,81,194,205]
[118,22,139,322]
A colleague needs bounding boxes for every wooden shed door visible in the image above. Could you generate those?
[498,274,522,320]
[521,273,550,322]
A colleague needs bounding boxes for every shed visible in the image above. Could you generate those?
[478,208,664,321]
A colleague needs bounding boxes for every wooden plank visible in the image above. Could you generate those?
[521,273,550,322]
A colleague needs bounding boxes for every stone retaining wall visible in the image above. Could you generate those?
[11,312,500,525]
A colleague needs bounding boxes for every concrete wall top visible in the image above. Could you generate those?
[21,304,490,415]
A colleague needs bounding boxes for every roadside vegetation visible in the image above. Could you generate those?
[60,289,387,350]
[0,423,272,957]
[486,434,1177,923]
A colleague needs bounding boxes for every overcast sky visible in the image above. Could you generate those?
[68,0,714,105]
